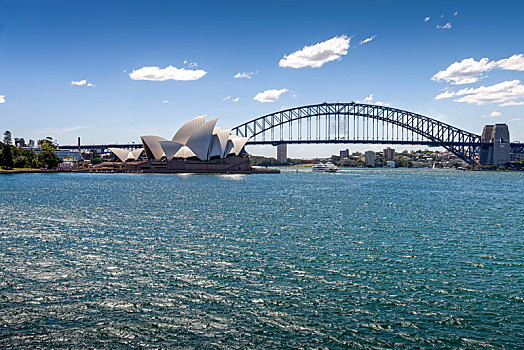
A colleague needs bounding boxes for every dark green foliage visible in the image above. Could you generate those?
[250,156,283,166]
[0,131,15,169]
[37,137,60,169]
[13,147,39,168]
[91,158,104,165]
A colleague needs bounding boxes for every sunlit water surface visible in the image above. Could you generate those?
[0,169,523,348]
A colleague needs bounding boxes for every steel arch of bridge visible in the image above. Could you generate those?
[232,102,482,164]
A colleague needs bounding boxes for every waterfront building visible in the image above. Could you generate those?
[56,150,84,161]
[136,116,253,173]
[365,151,376,167]
[383,147,395,161]
[340,149,350,159]
[141,116,249,162]
[109,148,144,162]
[277,144,287,163]
[386,160,396,168]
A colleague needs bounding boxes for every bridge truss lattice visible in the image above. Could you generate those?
[232,103,482,164]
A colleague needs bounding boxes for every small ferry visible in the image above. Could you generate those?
[312,162,338,172]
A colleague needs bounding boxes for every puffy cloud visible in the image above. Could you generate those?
[224,96,240,102]
[234,71,257,79]
[452,80,524,106]
[359,35,377,45]
[431,57,495,85]
[71,80,86,86]
[509,118,521,122]
[500,101,524,106]
[488,111,502,117]
[453,11,458,16]
[432,54,524,87]
[435,90,456,99]
[253,89,288,103]
[183,59,198,68]
[0,95,5,103]
[162,100,169,103]
[424,17,431,22]
[71,79,94,86]
[279,35,350,68]
[358,94,390,106]
[495,54,524,71]
[129,65,207,81]
[436,23,452,29]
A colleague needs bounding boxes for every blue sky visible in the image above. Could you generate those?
[1,0,523,157]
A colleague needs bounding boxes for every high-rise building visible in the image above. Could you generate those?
[14,138,25,148]
[276,144,287,163]
[365,151,375,167]
[340,149,349,158]
[383,147,395,161]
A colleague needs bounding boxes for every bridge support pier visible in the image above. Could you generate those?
[480,124,510,166]
[276,144,287,163]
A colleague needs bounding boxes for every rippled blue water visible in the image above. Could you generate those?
[0,169,523,348]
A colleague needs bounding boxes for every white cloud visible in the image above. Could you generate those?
[359,35,377,45]
[129,65,207,81]
[224,96,231,100]
[71,79,94,86]
[253,89,288,103]
[232,97,240,102]
[162,100,169,103]
[488,111,502,117]
[437,23,452,29]
[33,125,90,135]
[424,17,431,22]
[234,71,258,79]
[451,80,524,106]
[500,101,524,106]
[453,11,458,16]
[509,118,521,122]
[435,90,456,99]
[495,54,524,71]
[0,95,5,103]
[358,94,390,106]
[184,60,198,68]
[71,79,86,86]
[432,54,524,87]
[431,57,495,85]
[279,35,350,68]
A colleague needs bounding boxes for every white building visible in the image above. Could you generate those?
[140,115,249,161]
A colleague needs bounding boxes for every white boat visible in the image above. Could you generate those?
[312,162,338,172]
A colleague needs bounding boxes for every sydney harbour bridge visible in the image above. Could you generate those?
[60,102,524,165]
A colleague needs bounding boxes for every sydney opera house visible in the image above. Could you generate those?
[134,116,252,173]
[108,147,144,162]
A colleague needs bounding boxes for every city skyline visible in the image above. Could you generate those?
[1,0,523,157]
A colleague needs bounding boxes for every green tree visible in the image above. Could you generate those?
[1,131,15,169]
[37,137,60,169]
[13,147,38,168]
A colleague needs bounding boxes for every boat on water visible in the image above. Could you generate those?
[312,162,338,172]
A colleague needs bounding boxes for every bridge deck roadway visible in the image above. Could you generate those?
[58,141,524,150]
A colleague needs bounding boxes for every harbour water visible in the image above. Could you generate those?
[1,169,523,348]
